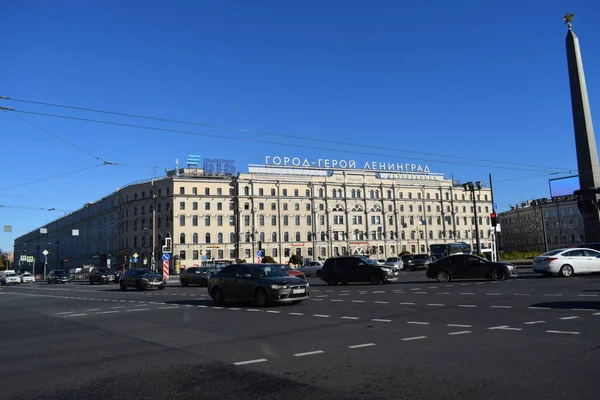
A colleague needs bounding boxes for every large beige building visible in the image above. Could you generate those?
[14,159,495,272]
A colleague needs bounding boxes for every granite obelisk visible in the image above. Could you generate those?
[564,14,600,241]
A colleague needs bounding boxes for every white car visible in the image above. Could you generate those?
[20,273,35,283]
[533,248,600,277]
[297,261,324,277]
[1,271,21,285]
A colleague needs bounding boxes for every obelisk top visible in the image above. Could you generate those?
[563,13,574,29]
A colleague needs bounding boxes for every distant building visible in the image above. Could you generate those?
[14,158,495,272]
[497,195,584,253]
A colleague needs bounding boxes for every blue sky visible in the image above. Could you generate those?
[1,0,599,252]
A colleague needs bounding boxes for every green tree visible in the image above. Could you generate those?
[399,250,411,256]
[0,250,10,269]
[237,259,247,264]
[261,255,276,263]
[288,254,302,266]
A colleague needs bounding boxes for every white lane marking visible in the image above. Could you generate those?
[331,299,344,302]
[476,282,485,285]
[447,331,471,335]
[234,358,267,366]
[196,305,208,308]
[437,292,450,295]
[491,306,512,309]
[458,304,476,308]
[96,311,119,314]
[545,294,563,297]
[428,286,438,289]
[289,312,304,316]
[400,302,415,305]
[407,321,429,325]
[415,292,427,294]
[560,316,579,320]
[445,285,454,287]
[63,313,87,317]
[374,301,389,304]
[546,330,580,335]
[338,294,350,296]
[314,314,330,318]
[578,294,598,297]
[247,309,262,312]
[571,308,595,312]
[460,283,469,286]
[514,293,531,296]
[266,310,280,314]
[371,318,391,323]
[340,290,350,292]
[55,311,74,315]
[410,288,422,291]
[529,306,550,310]
[312,299,324,301]
[460,293,475,295]
[348,343,376,349]
[593,312,600,316]
[229,308,241,311]
[486,293,502,296]
[373,291,386,294]
[402,336,427,341]
[447,324,472,328]
[212,307,224,310]
[316,295,329,298]
[524,320,546,325]
[158,306,179,310]
[488,325,522,331]
[126,308,150,312]
[85,309,102,312]
[135,304,148,307]
[427,304,444,307]
[341,316,359,320]
[352,300,365,303]
[294,350,324,357]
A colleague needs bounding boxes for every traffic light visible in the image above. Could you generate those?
[490,213,497,227]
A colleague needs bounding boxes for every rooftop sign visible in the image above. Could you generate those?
[265,156,431,173]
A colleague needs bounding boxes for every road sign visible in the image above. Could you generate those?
[107,259,111,267]
[162,253,170,261]
[163,260,169,281]
[20,255,27,262]
[493,203,498,211]
[133,253,139,259]
[143,258,148,265]
[256,250,263,257]
[133,258,138,263]
[42,250,49,256]
[26,256,34,263]
[201,255,207,261]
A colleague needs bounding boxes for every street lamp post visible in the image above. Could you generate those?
[532,199,549,252]
[462,181,482,255]
[56,240,60,270]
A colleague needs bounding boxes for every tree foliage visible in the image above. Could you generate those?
[288,254,303,265]
[261,256,276,264]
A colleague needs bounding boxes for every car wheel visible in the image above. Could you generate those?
[211,287,224,306]
[327,276,338,286]
[200,279,207,287]
[369,274,382,285]
[491,268,506,281]
[120,282,127,291]
[436,270,451,283]
[47,280,51,284]
[181,279,188,287]
[254,288,268,307]
[158,284,165,290]
[559,265,574,277]
[341,281,349,285]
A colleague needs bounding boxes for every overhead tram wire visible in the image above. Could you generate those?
[0,204,70,214]
[0,163,107,192]
[1,96,568,173]
[9,109,571,173]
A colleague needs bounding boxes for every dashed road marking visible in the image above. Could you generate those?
[458,304,476,308]
[289,312,304,316]
[578,294,598,297]
[314,314,330,318]
[55,311,74,315]
[415,292,427,294]
[407,321,429,325]
[371,318,391,323]
[427,304,444,307]
[447,324,472,328]
[524,321,546,325]
[352,300,365,303]
[402,336,427,341]
[64,313,87,317]
[374,301,389,304]
[157,306,179,310]
[126,308,149,312]
[85,308,101,312]
[348,343,376,349]
[331,299,344,302]
[546,330,579,335]
[514,293,531,296]
[460,293,475,295]
[560,316,579,320]
[491,306,512,309]
[400,302,415,305]
[545,294,563,297]
[488,325,522,331]
[266,310,280,314]
[571,308,595,312]
[529,306,550,310]
[447,331,471,335]
[341,316,359,320]
[486,293,502,296]
[234,358,267,366]
[437,292,450,295]
[247,309,262,312]
[96,311,119,314]
[294,350,324,357]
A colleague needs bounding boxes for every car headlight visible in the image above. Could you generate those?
[506,265,515,270]
[270,284,289,289]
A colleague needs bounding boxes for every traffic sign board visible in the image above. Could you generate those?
[143,258,148,265]
[162,253,170,261]
[133,253,139,259]
[133,258,138,263]
[20,255,27,262]
[201,255,207,261]
[256,250,263,257]
[26,256,34,263]
[42,250,49,256]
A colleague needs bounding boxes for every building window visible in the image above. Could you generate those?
[319,188,324,197]
[271,216,277,226]
[259,232,265,242]
[295,232,301,242]
[244,186,250,196]
[295,203,300,211]
[294,189,299,196]
[205,216,211,226]
[283,215,289,225]
[205,233,211,244]
[192,250,199,260]
[284,232,289,242]
[217,216,223,226]
[271,232,277,242]
[230,216,235,226]
[271,203,276,211]
[180,187,185,195]
[205,202,210,210]
[193,233,198,244]
[218,233,223,244]
[179,215,185,226]
[245,249,251,258]
[230,232,236,243]
[272,248,278,257]
[307,215,312,225]
[180,233,186,244]
[192,187,197,195]
[282,189,288,196]
[258,188,264,196]
[180,250,186,260]
[217,203,222,211]
[192,215,198,226]
[295,215,301,225]
[259,215,265,226]
[271,188,276,196]
[193,202,198,210]
[244,215,250,226]
[217,188,222,195]
[259,203,264,210]
[283,203,288,211]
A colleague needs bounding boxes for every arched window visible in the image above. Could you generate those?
[230,232,236,243]
[179,187,185,195]
[319,188,324,197]
[337,189,342,197]
[179,233,186,244]
[218,233,223,244]
[357,190,361,198]
[284,232,289,242]
[387,190,392,199]
[272,232,277,242]
[321,231,326,241]
[295,232,301,242]
[429,230,434,239]
[244,186,250,196]
[205,233,211,243]
[192,250,199,260]
[192,233,198,244]
[245,232,251,243]
[259,232,265,242]
[307,232,312,241]
[306,189,310,197]
[351,189,356,198]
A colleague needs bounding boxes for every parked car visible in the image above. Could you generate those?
[180,266,216,287]
[297,261,323,277]
[20,273,35,283]
[47,270,72,284]
[270,264,306,280]
[89,268,117,284]
[1,271,21,285]
[404,254,432,271]
[208,263,309,306]
[383,257,404,269]
[320,256,399,285]
[533,248,600,277]
[119,268,166,291]
[426,254,518,282]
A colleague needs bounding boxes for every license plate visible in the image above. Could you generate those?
[292,289,305,294]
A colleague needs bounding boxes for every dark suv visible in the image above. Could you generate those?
[47,270,72,284]
[89,268,117,284]
[402,254,432,271]
[319,256,399,285]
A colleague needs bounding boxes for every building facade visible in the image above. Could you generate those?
[497,195,584,253]
[14,162,495,272]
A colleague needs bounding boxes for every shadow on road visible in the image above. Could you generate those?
[530,301,600,310]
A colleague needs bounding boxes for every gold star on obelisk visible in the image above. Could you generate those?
[563,13,574,29]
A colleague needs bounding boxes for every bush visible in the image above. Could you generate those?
[237,259,247,264]
[399,251,411,256]
[261,256,276,264]
[288,254,303,265]
[499,251,543,260]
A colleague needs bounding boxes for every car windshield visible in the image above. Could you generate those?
[414,255,429,260]
[54,270,66,274]
[360,257,378,265]
[135,269,154,276]
[385,258,398,262]
[6,272,17,276]
[22,273,31,276]
[253,266,289,278]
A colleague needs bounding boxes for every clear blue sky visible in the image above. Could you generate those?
[1,0,599,253]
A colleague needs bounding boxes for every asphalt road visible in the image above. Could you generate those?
[1,270,599,400]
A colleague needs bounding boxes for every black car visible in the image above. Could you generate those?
[89,268,117,284]
[180,266,216,287]
[47,270,72,284]
[402,254,433,271]
[319,256,399,285]
[207,263,309,307]
[119,268,166,291]
[426,254,518,282]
